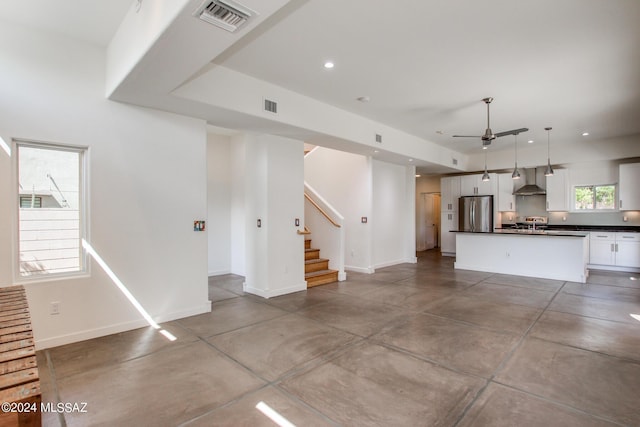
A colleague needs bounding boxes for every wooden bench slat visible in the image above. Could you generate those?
[0,368,39,390]
[0,324,32,337]
[0,318,32,329]
[0,308,30,319]
[0,381,41,402]
[0,340,35,354]
[0,347,35,364]
[0,356,37,376]
[0,332,33,345]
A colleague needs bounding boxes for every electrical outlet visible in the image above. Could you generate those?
[50,301,60,315]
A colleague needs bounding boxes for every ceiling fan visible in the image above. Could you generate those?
[453,97,528,147]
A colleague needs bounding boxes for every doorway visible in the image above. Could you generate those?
[416,193,441,251]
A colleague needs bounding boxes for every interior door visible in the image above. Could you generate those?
[418,193,439,250]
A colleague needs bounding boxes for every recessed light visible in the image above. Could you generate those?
[374,150,379,153]
[323,61,334,69]
[408,159,413,162]
[582,132,589,136]
[415,174,421,178]
[436,130,444,135]
[357,96,370,103]
[482,146,488,150]
[528,140,534,144]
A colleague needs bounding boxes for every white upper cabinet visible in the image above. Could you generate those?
[546,168,569,211]
[460,174,496,196]
[497,173,516,211]
[619,163,640,211]
[440,176,461,211]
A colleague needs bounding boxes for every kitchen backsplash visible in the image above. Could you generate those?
[500,194,640,227]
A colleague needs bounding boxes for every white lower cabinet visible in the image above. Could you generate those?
[615,233,640,268]
[441,211,457,256]
[589,232,640,268]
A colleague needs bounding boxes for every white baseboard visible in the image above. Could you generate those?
[374,258,417,269]
[588,264,640,273]
[243,282,307,299]
[34,301,212,350]
[338,271,347,281]
[208,269,231,277]
[345,265,375,274]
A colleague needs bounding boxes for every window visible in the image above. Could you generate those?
[16,141,87,278]
[574,184,616,211]
[19,196,42,208]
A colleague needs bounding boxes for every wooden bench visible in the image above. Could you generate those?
[0,286,41,427]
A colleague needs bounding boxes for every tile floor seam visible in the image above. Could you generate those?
[521,335,640,366]
[486,380,629,427]
[181,310,292,340]
[44,349,67,427]
[272,383,342,427]
[175,383,274,427]
[544,306,640,325]
[47,333,200,382]
[365,337,491,383]
[559,291,640,303]
[193,336,365,424]
[451,279,570,427]
[409,310,530,337]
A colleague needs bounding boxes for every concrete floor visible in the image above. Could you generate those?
[37,251,640,426]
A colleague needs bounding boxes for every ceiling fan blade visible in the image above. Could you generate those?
[452,135,482,138]
[495,128,529,138]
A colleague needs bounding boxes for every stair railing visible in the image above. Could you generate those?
[303,182,346,281]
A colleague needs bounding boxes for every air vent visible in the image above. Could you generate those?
[375,134,382,143]
[452,158,458,166]
[195,0,253,33]
[264,98,278,114]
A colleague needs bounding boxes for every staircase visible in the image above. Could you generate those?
[305,238,339,287]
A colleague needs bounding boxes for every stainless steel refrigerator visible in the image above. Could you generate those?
[458,195,494,232]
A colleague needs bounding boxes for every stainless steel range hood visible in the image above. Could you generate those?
[513,168,546,196]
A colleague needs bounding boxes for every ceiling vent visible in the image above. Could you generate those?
[263,98,278,114]
[375,134,383,143]
[195,0,253,33]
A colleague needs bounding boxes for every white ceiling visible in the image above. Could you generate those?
[2,0,640,172]
[0,0,132,46]
[215,0,640,156]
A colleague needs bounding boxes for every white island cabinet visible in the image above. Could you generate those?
[455,231,589,283]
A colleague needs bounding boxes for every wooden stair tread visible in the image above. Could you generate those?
[304,269,338,278]
[305,258,329,265]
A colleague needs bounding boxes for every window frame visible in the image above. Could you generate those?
[571,183,617,212]
[13,139,90,283]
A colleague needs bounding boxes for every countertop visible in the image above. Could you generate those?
[453,230,588,237]
[500,225,640,233]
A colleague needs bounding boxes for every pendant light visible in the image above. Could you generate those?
[544,127,554,176]
[512,133,521,179]
[481,148,490,181]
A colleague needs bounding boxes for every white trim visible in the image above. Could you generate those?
[243,282,307,298]
[588,265,640,273]
[208,269,231,277]
[338,271,347,281]
[345,265,374,274]
[34,301,212,350]
[374,259,406,269]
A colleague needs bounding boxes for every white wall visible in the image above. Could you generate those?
[305,147,373,273]
[207,133,232,275]
[0,20,209,349]
[243,134,306,297]
[372,160,416,268]
[230,136,246,276]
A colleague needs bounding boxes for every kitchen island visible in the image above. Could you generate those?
[454,230,589,283]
